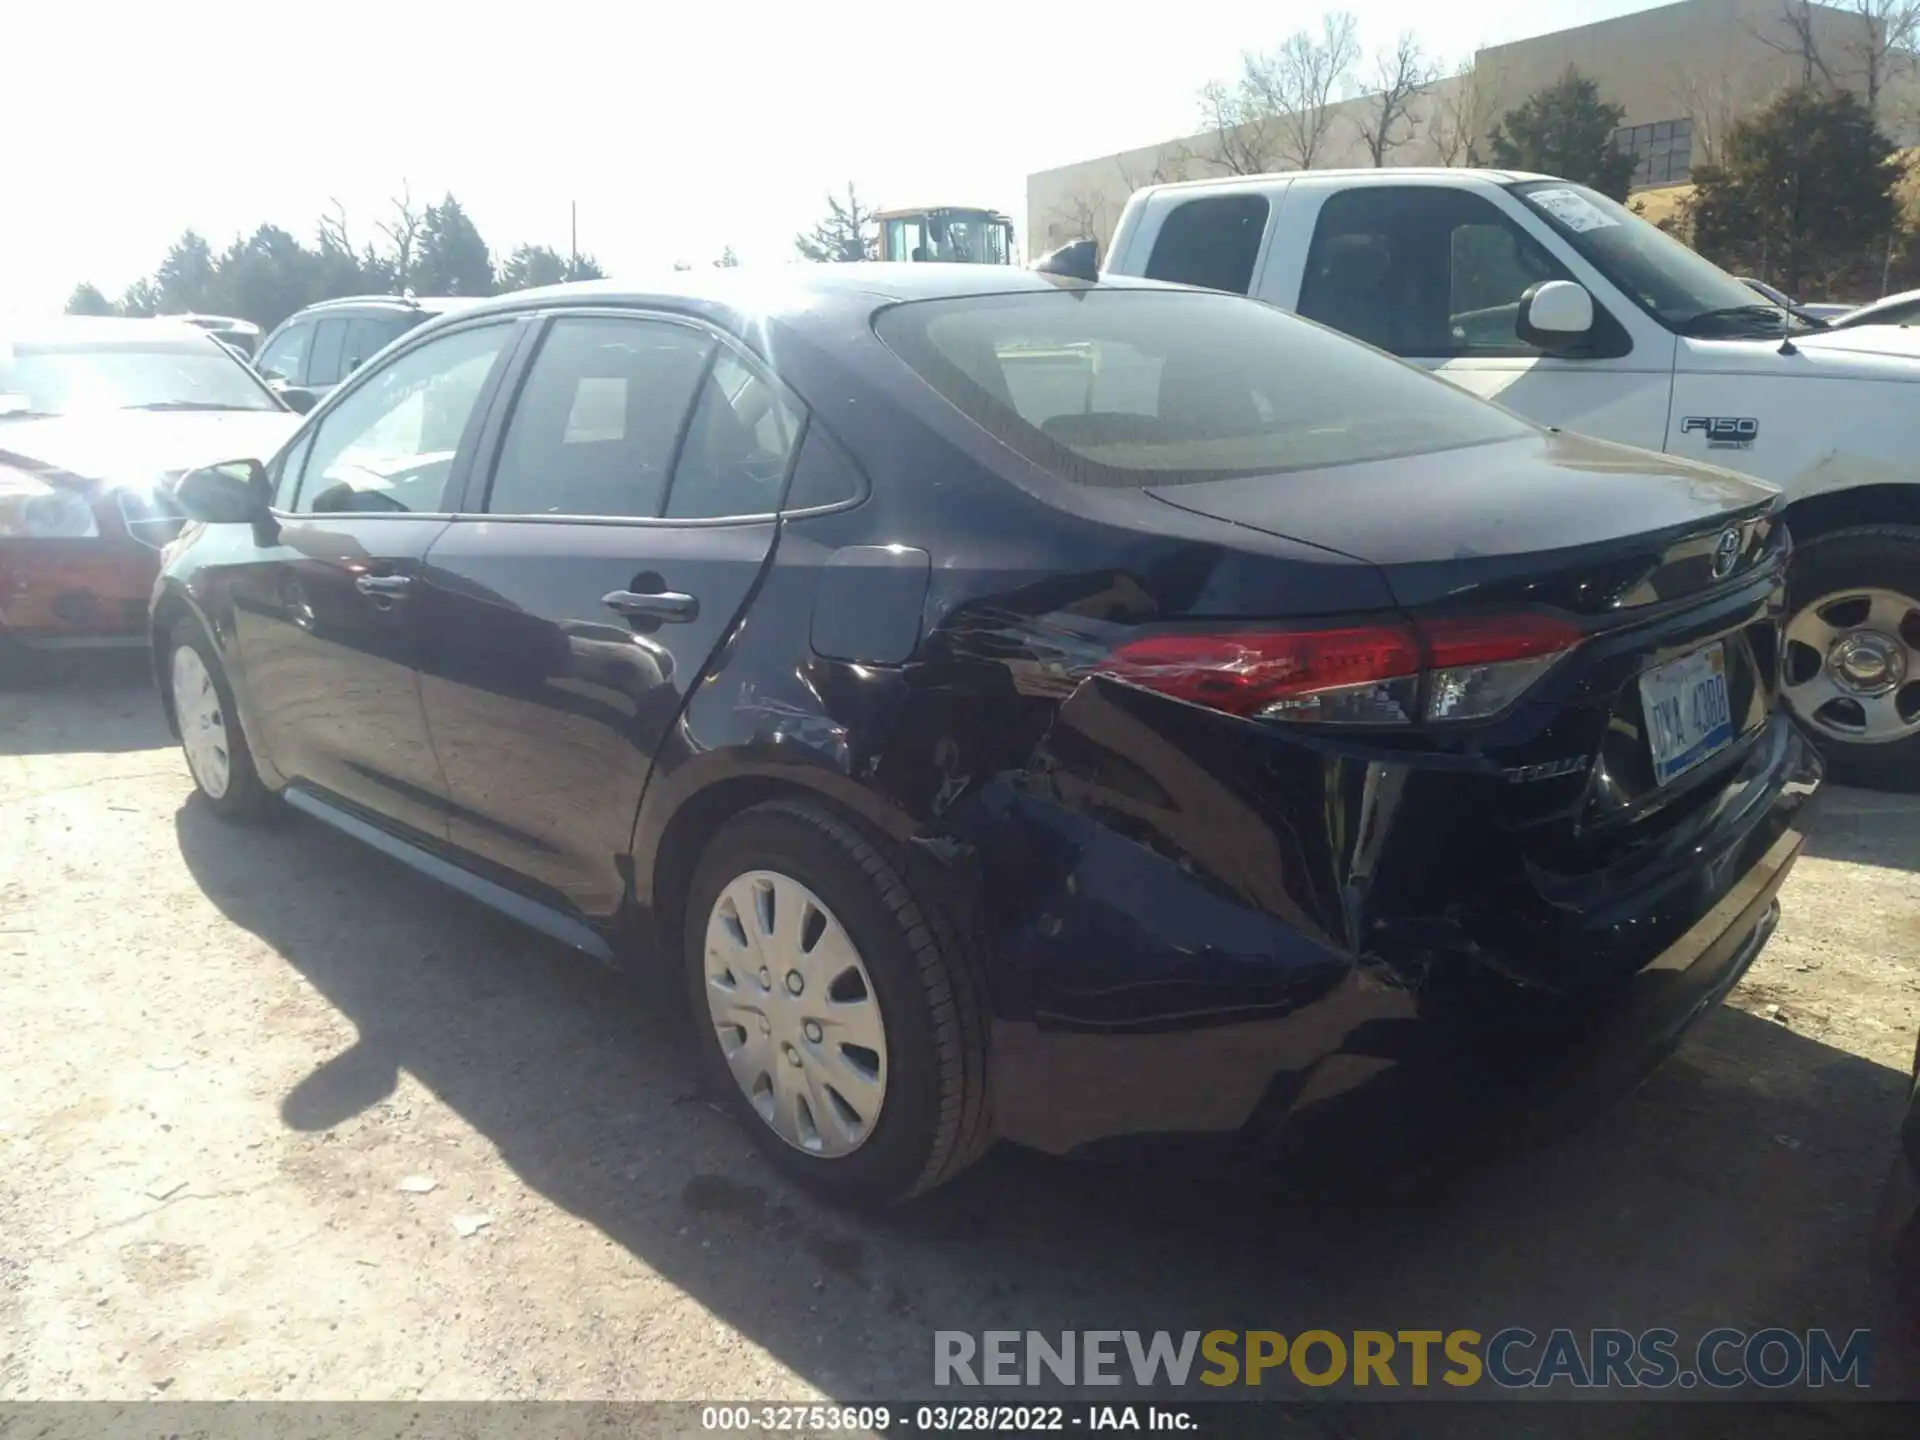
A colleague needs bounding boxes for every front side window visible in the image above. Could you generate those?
[255,324,311,385]
[0,335,282,418]
[484,316,714,518]
[876,289,1533,488]
[342,316,413,376]
[1298,186,1582,357]
[289,322,512,514]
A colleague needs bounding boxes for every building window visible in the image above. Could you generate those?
[1613,118,1693,188]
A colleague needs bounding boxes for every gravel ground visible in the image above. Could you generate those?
[3,652,1920,1411]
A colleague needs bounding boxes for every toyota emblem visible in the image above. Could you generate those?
[1712,527,1742,579]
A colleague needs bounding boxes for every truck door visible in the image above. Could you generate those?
[1235,178,1677,450]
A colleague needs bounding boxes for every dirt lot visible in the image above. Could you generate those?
[4,652,1920,1408]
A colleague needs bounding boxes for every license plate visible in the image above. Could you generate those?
[1638,643,1735,786]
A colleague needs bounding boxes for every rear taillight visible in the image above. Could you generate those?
[1099,612,1583,725]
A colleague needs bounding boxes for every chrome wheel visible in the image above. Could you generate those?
[702,870,887,1158]
[171,644,231,800]
[1784,587,1920,746]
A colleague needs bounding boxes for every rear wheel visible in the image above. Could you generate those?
[1781,525,1920,792]
[683,800,991,1207]
[168,620,273,820]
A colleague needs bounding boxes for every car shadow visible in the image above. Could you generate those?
[1804,784,1920,875]
[173,797,1919,1404]
[0,649,168,754]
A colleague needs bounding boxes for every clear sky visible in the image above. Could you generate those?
[4,0,1666,312]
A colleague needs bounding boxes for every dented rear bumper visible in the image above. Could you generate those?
[976,692,1821,1160]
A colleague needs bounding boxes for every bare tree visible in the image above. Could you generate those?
[1839,0,1920,115]
[1665,59,1758,168]
[377,182,424,291]
[1428,57,1505,166]
[1748,1,1838,88]
[1355,33,1437,165]
[1047,191,1111,246]
[1197,11,1359,174]
[318,198,352,255]
[1198,73,1281,175]
[1260,12,1362,169]
[1116,144,1199,192]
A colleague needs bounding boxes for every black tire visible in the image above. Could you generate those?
[682,800,992,1207]
[167,618,275,821]
[1783,524,1920,792]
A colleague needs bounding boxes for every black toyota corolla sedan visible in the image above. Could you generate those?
[154,265,1821,1207]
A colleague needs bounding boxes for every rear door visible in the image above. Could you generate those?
[414,310,800,919]
[230,316,523,839]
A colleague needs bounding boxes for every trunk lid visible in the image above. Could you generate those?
[1143,430,1778,612]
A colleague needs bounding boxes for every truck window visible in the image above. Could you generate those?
[1143,195,1269,295]
[1298,187,1621,359]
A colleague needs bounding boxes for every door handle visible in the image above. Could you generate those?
[354,574,411,597]
[603,589,698,622]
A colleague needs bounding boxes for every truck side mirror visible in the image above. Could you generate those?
[1517,280,1596,352]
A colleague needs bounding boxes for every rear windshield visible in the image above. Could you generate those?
[874,288,1533,487]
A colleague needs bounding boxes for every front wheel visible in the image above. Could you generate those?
[1781,525,1920,792]
[168,620,274,820]
[683,800,992,1207]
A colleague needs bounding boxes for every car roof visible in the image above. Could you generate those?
[443,263,1182,325]
[283,294,484,320]
[0,315,222,348]
[1836,289,1920,322]
[1130,166,1550,196]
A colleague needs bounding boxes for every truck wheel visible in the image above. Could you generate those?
[683,800,992,1208]
[1782,525,1920,792]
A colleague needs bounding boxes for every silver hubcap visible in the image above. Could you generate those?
[171,645,231,799]
[1784,587,1920,746]
[702,870,887,1158]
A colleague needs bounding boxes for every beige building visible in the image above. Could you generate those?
[1026,0,1913,258]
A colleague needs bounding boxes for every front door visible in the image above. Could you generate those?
[231,317,521,839]
[1275,179,1677,449]
[414,312,800,919]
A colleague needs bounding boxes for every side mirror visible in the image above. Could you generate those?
[1517,280,1596,352]
[176,459,272,526]
[278,386,318,415]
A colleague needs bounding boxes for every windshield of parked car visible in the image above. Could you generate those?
[0,337,281,418]
[874,288,1534,486]
[1507,180,1811,337]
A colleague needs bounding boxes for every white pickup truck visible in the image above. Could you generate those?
[1102,167,1920,791]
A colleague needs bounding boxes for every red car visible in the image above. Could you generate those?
[1,318,302,649]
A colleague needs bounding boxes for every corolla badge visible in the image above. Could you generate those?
[1712,527,1742,579]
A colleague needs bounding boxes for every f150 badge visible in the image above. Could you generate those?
[1681,416,1759,450]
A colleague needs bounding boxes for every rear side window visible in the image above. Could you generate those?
[484,316,714,518]
[662,350,805,519]
[874,289,1533,488]
[1143,195,1269,295]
